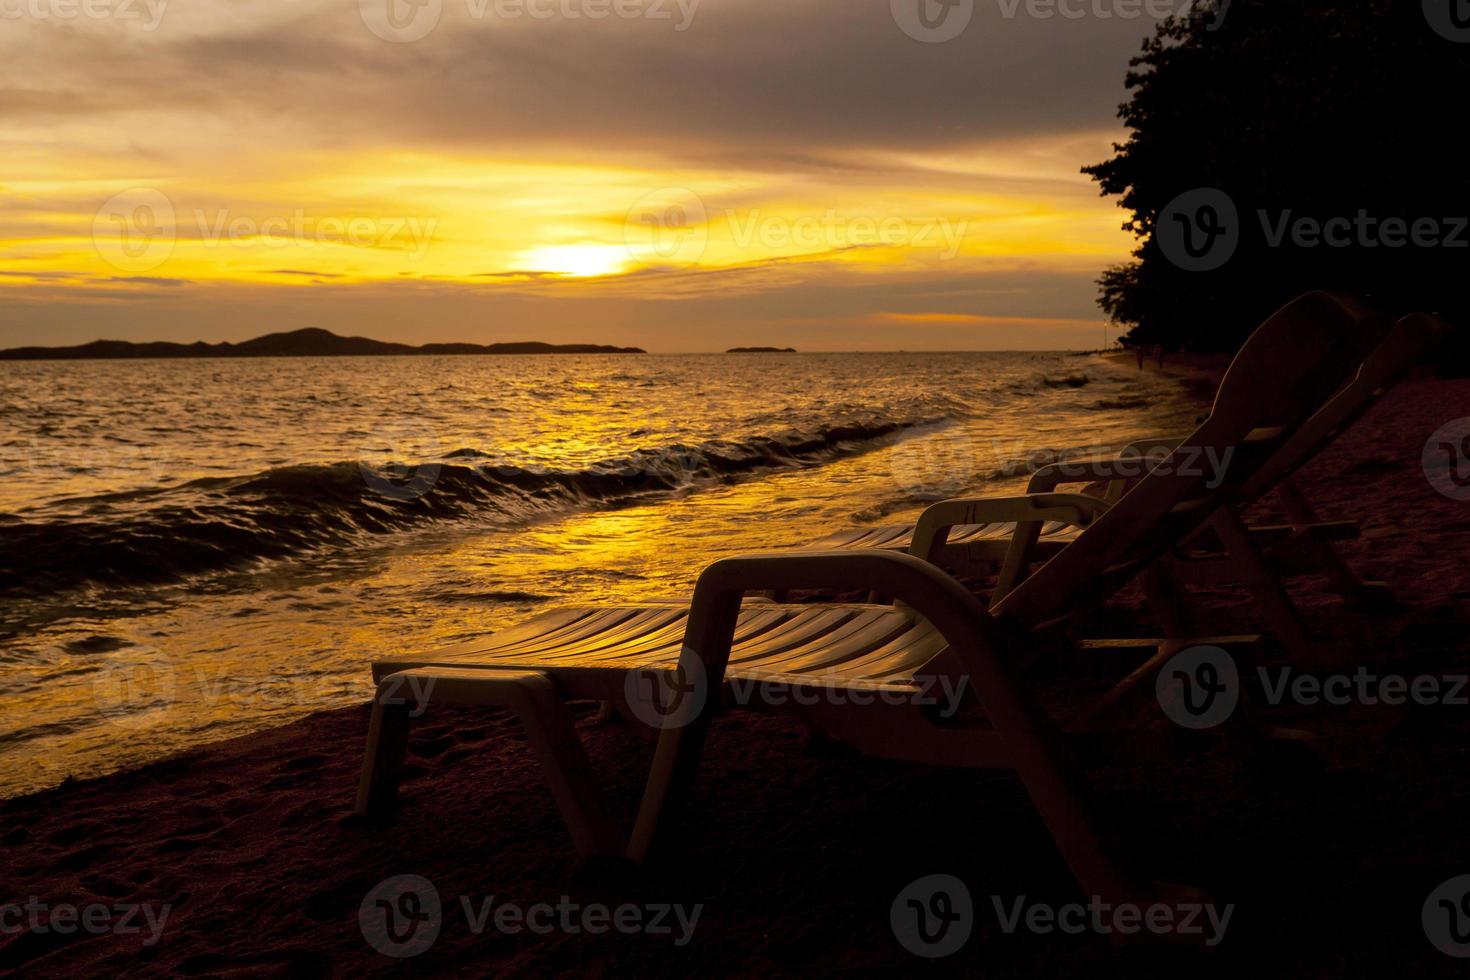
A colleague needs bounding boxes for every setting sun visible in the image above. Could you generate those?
[516,242,633,278]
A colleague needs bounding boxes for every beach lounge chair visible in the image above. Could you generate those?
[355,292,1384,925]
[807,312,1449,657]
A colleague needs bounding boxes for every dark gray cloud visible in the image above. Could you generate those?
[1,1,1166,163]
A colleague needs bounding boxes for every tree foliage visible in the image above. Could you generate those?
[1085,1,1470,356]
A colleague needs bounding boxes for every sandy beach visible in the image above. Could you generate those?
[4,372,1470,976]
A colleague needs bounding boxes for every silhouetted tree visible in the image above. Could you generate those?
[1086,0,1469,363]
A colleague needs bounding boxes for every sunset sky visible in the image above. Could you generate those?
[0,0,1180,351]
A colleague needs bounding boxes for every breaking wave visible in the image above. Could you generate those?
[0,416,932,597]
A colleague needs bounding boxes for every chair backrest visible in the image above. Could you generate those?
[993,291,1392,628]
[1233,311,1453,500]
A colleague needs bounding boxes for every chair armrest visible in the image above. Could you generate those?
[1119,435,1187,457]
[910,492,1111,603]
[911,492,1109,562]
[630,549,1045,864]
[681,549,998,689]
[1026,457,1157,493]
[1025,433,1190,494]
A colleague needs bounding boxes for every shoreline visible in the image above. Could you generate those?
[4,375,1469,973]
[1096,349,1231,403]
[1,352,1198,799]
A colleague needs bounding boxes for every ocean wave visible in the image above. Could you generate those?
[1091,396,1152,410]
[1040,372,1090,389]
[0,416,929,598]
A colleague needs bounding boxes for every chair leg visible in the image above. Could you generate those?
[1210,508,1332,666]
[992,520,1042,604]
[354,669,623,860]
[1071,636,1252,729]
[951,631,1173,912]
[356,694,413,819]
[627,595,742,866]
[1142,556,1199,638]
[511,674,623,858]
[1274,479,1393,608]
[1007,727,1165,910]
[626,722,714,865]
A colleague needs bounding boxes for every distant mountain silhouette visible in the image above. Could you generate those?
[0,327,645,360]
[726,346,797,353]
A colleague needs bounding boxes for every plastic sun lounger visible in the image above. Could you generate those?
[354,292,1386,938]
[808,313,1451,662]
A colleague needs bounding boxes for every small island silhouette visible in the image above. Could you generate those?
[0,327,645,360]
[726,346,796,353]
